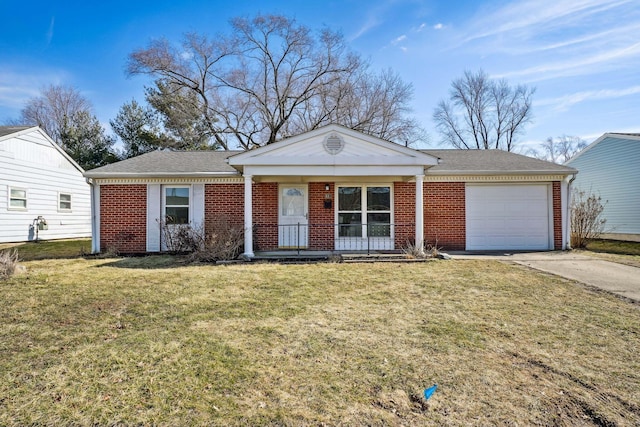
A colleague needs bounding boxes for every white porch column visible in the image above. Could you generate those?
[243,174,255,258]
[415,174,425,253]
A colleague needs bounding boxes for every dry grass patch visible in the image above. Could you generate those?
[1,258,638,426]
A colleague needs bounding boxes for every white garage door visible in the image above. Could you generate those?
[466,184,552,250]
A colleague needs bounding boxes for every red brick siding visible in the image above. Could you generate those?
[553,182,562,250]
[309,182,335,250]
[394,182,416,248]
[100,184,147,253]
[253,182,278,250]
[424,182,466,251]
[204,183,244,230]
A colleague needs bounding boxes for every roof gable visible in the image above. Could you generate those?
[566,132,640,165]
[0,126,85,173]
[228,124,438,168]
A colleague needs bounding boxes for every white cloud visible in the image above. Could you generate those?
[46,16,55,47]
[0,67,69,118]
[536,85,640,111]
[392,35,407,44]
[494,41,640,81]
[460,0,633,45]
[433,23,444,30]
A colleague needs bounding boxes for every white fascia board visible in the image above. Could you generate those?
[244,164,425,176]
[426,169,576,176]
[83,171,240,179]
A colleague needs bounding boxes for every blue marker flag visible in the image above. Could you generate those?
[424,384,437,400]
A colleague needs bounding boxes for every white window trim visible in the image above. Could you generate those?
[335,184,394,240]
[58,192,72,212]
[8,187,28,211]
[162,185,192,225]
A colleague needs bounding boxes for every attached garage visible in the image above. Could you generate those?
[465,184,552,251]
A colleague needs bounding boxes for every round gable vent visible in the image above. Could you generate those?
[323,134,345,155]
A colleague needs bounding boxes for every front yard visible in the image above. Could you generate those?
[1,256,639,425]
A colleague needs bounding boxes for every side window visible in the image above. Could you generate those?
[164,186,190,224]
[9,187,27,210]
[59,193,72,211]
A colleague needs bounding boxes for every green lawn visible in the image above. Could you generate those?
[1,256,638,426]
[0,238,91,261]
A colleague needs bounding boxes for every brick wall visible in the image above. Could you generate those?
[253,182,278,250]
[309,182,335,250]
[204,183,244,229]
[424,182,466,251]
[394,182,416,248]
[100,184,147,253]
[553,182,562,250]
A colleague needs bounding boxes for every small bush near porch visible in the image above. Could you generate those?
[1,258,638,425]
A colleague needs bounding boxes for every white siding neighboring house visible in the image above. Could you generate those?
[566,132,640,242]
[0,126,91,243]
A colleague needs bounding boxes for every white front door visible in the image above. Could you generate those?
[279,185,308,248]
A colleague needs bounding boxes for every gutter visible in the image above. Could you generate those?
[565,173,578,250]
[85,178,99,254]
[425,169,577,176]
[83,171,241,179]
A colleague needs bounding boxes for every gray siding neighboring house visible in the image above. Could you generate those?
[566,133,640,242]
[0,126,91,243]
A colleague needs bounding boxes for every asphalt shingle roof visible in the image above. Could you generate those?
[85,147,576,177]
[0,126,32,138]
[84,150,242,176]
[422,149,577,174]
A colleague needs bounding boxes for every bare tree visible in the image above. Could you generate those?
[127,14,423,150]
[571,189,607,248]
[530,135,587,163]
[19,85,118,168]
[433,70,534,151]
[20,85,92,142]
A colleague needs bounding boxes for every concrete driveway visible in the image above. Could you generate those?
[452,251,640,302]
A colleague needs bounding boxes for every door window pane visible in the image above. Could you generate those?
[338,187,361,210]
[367,187,390,210]
[282,187,305,216]
[338,213,362,237]
[368,213,391,237]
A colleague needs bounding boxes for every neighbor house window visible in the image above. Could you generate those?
[9,188,27,210]
[164,186,190,224]
[338,186,391,237]
[59,193,72,211]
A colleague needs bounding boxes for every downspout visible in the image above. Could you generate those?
[565,173,577,250]
[86,178,99,254]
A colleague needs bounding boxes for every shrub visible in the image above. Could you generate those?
[158,216,244,261]
[402,241,441,259]
[571,189,607,248]
[0,249,20,280]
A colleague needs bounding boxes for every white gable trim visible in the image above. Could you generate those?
[228,125,438,178]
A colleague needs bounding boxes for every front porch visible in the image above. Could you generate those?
[226,125,440,258]
[252,222,417,254]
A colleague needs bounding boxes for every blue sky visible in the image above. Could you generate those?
[1,0,638,151]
